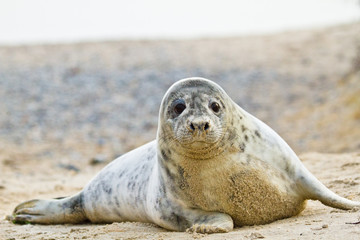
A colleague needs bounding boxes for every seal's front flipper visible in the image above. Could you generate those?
[10,193,87,224]
[154,207,234,233]
[186,211,234,233]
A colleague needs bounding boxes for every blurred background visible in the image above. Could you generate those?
[0,0,359,44]
[0,0,359,167]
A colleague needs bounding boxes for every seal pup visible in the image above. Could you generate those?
[10,77,360,233]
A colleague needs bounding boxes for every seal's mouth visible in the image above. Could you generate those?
[173,117,222,147]
[170,129,227,160]
[183,140,213,149]
[171,119,225,155]
[175,132,220,148]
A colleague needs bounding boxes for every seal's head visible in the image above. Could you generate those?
[158,77,236,160]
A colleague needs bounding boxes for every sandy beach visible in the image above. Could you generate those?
[0,22,360,239]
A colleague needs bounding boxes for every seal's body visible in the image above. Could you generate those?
[11,78,360,233]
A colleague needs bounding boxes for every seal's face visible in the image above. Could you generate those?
[167,90,226,147]
[158,78,232,158]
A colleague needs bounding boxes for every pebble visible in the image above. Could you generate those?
[248,232,265,239]
[57,163,80,172]
[89,154,108,165]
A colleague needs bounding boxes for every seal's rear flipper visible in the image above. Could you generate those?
[9,193,87,224]
[299,169,360,210]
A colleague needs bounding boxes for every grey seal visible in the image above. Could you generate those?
[9,77,360,233]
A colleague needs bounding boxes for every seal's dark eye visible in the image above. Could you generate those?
[210,102,220,113]
[174,101,186,115]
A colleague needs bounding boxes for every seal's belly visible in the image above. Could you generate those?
[219,168,305,225]
[180,159,306,226]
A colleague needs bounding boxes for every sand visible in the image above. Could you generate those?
[1,152,359,240]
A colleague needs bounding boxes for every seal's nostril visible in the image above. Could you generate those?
[189,121,209,132]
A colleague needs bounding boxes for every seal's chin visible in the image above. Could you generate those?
[184,140,213,149]
[174,130,223,151]
[175,139,224,160]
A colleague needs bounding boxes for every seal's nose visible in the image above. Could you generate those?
[189,119,210,132]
